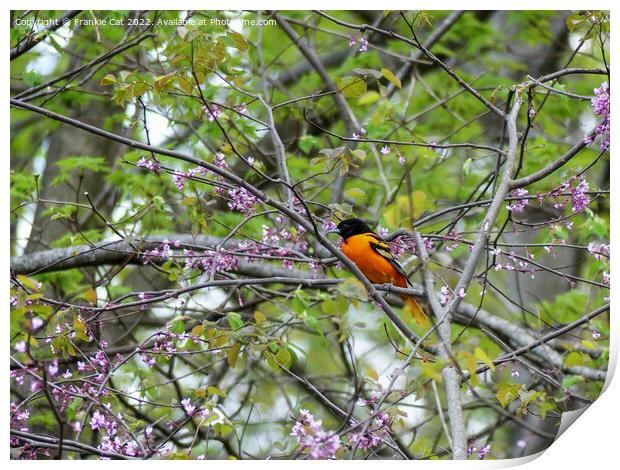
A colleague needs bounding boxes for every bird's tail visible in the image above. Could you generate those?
[401,294,428,327]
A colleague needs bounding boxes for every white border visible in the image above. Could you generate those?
[4,2,617,467]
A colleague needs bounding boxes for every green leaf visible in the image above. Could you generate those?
[350,68,382,80]
[344,188,366,199]
[132,81,149,97]
[264,351,281,372]
[17,274,40,292]
[564,351,586,368]
[275,347,291,367]
[357,91,381,105]
[99,74,117,86]
[298,135,321,154]
[562,375,583,389]
[336,77,367,98]
[79,288,98,304]
[207,385,227,397]
[381,68,401,89]
[23,70,43,87]
[580,340,596,350]
[66,399,82,421]
[254,311,266,325]
[365,367,379,381]
[191,324,204,337]
[421,362,443,383]
[474,347,496,372]
[153,73,176,94]
[227,31,248,52]
[72,312,91,342]
[459,351,479,387]
[462,158,472,177]
[54,157,109,186]
[214,423,233,437]
[227,342,241,368]
[227,312,244,331]
[177,76,194,95]
[303,313,324,338]
[168,316,187,334]
[350,149,366,160]
[496,382,523,407]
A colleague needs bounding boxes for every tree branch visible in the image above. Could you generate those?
[10,11,82,61]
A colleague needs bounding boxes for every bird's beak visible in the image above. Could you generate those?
[327,228,340,235]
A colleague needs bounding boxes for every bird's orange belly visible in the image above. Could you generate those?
[341,237,405,286]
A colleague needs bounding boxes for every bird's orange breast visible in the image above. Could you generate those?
[341,234,406,287]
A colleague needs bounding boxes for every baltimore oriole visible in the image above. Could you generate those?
[329,218,428,326]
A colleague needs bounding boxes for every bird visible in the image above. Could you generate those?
[328,218,428,326]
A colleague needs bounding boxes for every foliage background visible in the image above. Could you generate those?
[10,10,610,460]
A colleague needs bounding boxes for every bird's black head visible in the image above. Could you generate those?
[328,218,374,240]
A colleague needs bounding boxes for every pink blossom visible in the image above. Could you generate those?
[585,82,609,151]
[348,409,392,451]
[227,187,259,216]
[204,104,222,122]
[291,409,340,459]
[439,286,450,306]
[358,37,369,52]
[602,272,610,286]
[507,188,529,213]
[90,410,107,430]
[214,152,229,170]
[570,178,590,212]
[172,172,187,190]
[322,220,336,232]
[478,443,491,459]
[181,398,196,416]
[137,157,162,175]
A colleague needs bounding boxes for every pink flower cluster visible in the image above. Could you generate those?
[183,248,239,273]
[439,286,466,306]
[587,242,610,261]
[90,406,143,457]
[507,188,529,213]
[139,332,177,367]
[10,402,30,432]
[203,104,223,122]
[584,82,610,151]
[348,36,369,52]
[259,221,310,270]
[141,239,181,264]
[291,409,340,459]
[322,219,337,232]
[492,248,536,279]
[227,187,259,216]
[351,127,367,140]
[214,152,229,170]
[137,157,162,175]
[537,176,591,214]
[467,440,491,459]
[348,393,393,450]
[172,166,207,191]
